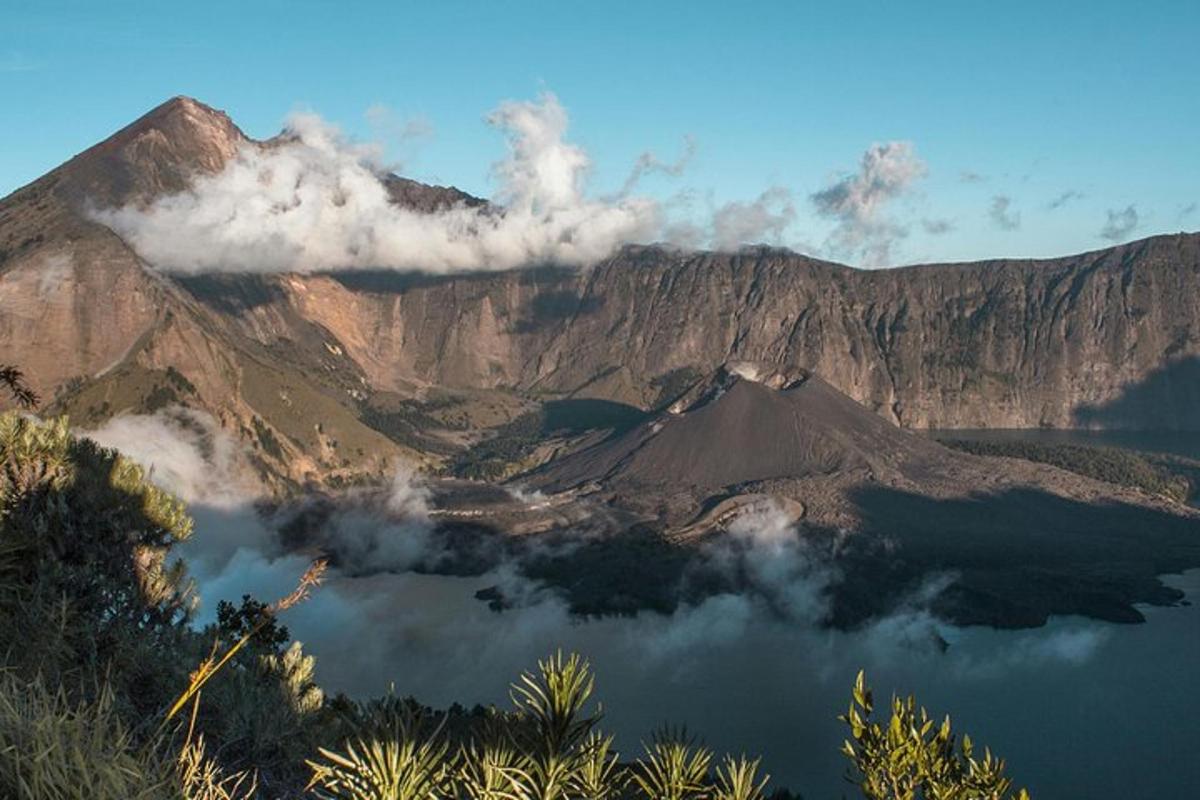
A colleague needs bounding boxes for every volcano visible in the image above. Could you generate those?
[534,362,945,498]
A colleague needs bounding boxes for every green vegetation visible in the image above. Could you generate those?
[841,671,1029,800]
[0,411,1031,798]
[358,398,460,456]
[448,409,547,479]
[252,415,288,461]
[48,363,200,425]
[448,399,645,480]
[940,438,1192,503]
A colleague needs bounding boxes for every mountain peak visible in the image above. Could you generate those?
[142,95,233,128]
[49,95,248,208]
[665,361,810,415]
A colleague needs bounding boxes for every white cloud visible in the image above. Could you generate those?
[710,187,797,251]
[93,93,662,274]
[84,408,255,507]
[810,141,927,266]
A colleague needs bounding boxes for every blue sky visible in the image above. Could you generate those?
[2,0,1197,266]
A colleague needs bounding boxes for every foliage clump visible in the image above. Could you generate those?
[841,670,1030,800]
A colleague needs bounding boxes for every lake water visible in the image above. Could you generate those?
[183,430,1200,800]
[266,569,1197,800]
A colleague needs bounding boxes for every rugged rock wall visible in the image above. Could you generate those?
[189,233,1200,430]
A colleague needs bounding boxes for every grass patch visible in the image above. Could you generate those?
[940,438,1192,502]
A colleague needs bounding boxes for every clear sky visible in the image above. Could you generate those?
[2,0,1197,266]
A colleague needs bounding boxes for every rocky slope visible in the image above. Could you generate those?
[2,97,1200,492]
[532,364,945,501]
[238,233,1199,431]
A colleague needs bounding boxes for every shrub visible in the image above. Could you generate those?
[840,670,1029,800]
[632,729,713,800]
[0,413,195,631]
[306,709,455,800]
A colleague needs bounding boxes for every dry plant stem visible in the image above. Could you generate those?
[165,559,327,722]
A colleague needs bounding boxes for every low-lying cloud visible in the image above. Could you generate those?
[95,94,661,274]
[691,504,837,624]
[710,187,797,251]
[91,93,807,274]
[810,141,927,266]
[86,407,256,506]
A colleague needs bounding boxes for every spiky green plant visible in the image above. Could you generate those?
[570,732,626,800]
[841,670,1031,800]
[307,710,456,800]
[509,650,600,800]
[457,737,530,800]
[260,640,325,715]
[632,728,712,800]
[711,755,768,800]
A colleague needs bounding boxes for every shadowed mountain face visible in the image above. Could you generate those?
[2,97,1200,490]
[532,366,945,496]
[840,483,1200,627]
[1074,356,1200,429]
[527,482,1200,628]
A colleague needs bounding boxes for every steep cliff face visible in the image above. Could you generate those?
[181,233,1200,430]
